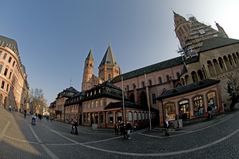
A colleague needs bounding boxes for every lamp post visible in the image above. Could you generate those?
[144,73,152,131]
[121,76,126,124]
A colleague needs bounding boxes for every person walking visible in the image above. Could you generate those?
[164,119,169,136]
[125,122,132,139]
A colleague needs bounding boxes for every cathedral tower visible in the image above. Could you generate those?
[98,46,121,81]
[174,11,190,49]
[174,12,229,58]
[216,22,228,38]
[82,49,94,91]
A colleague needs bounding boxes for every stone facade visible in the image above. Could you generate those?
[81,46,120,92]
[0,35,29,111]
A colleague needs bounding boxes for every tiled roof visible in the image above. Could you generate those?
[158,79,220,100]
[111,56,183,83]
[0,35,19,55]
[105,101,139,110]
[199,37,239,53]
[81,81,123,101]
[86,49,94,60]
[99,46,117,67]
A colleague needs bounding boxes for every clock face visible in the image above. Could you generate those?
[199,29,205,34]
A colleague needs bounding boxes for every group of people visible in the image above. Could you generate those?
[114,121,133,139]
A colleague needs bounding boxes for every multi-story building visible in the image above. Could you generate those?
[64,92,83,124]
[54,87,79,121]
[0,35,29,111]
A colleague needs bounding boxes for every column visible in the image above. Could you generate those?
[189,99,194,119]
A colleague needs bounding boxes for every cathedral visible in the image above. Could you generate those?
[81,46,121,91]
[50,12,239,128]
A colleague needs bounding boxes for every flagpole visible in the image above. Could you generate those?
[121,76,125,124]
[145,73,152,131]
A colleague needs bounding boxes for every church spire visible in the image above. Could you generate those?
[86,49,94,61]
[98,45,120,81]
[215,22,228,38]
[99,45,117,67]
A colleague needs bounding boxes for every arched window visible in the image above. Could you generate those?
[228,55,233,66]
[138,113,141,121]
[132,83,136,89]
[207,60,215,76]
[158,77,162,84]
[191,71,198,83]
[176,72,180,79]
[218,57,222,68]
[148,79,152,86]
[129,93,135,103]
[181,78,185,85]
[213,59,220,73]
[233,53,238,65]
[128,112,133,121]
[193,95,204,117]
[164,102,176,121]
[166,75,170,82]
[140,91,147,108]
[197,70,204,80]
[207,91,217,110]
[134,112,137,121]
[185,75,189,85]
[178,99,190,120]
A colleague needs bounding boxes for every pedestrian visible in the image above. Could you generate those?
[8,105,12,111]
[207,106,212,119]
[71,119,78,135]
[125,122,132,139]
[114,122,119,135]
[24,109,27,118]
[164,119,169,136]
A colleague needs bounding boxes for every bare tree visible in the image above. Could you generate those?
[226,73,239,111]
[29,88,47,114]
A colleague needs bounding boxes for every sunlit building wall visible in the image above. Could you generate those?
[0,35,29,111]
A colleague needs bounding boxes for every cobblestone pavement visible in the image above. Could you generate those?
[1,106,239,159]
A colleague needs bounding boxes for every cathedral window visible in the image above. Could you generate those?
[141,81,145,88]
[1,81,4,89]
[4,68,8,76]
[8,57,12,63]
[3,53,7,60]
[148,79,152,86]
[0,64,3,74]
[158,77,162,84]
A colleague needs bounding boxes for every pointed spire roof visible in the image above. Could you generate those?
[215,22,228,38]
[86,49,94,61]
[99,46,117,67]
[173,11,187,27]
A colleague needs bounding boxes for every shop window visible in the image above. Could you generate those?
[164,102,176,121]
[178,99,190,120]
[207,91,217,110]
[193,95,204,117]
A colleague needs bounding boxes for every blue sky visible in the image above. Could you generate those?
[1,0,239,104]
